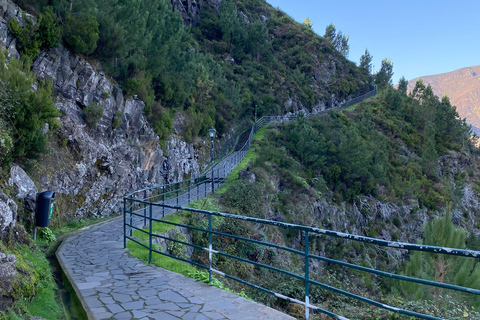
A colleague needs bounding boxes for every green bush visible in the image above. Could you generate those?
[0,125,13,163]
[64,13,99,55]
[37,6,62,48]
[0,51,60,164]
[112,110,123,129]
[83,102,103,127]
[40,227,56,243]
[8,16,41,59]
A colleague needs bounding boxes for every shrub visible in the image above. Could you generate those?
[83,102,103,127]
[37,6,62,48]
[0,125,13,163]
[64,13,99,55]
[8,15,41,59]
[40,227,56,243]
[0,51,60,164]
[112,110,123,129]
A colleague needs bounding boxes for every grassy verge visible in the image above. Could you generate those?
[1,241,65,320]
[51,215,117,237]
[218,127,265,188]
[5,215,119,320]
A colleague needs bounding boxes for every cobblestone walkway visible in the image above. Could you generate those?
[57,216,295,320]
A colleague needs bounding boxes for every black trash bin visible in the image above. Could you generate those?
[35,191,55,227]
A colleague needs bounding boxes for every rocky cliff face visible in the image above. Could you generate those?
[171,0,201,26]
[0,0,207,226]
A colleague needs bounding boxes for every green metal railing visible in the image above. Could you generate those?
[124,201,480,320]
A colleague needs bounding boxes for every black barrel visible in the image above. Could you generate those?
[35,191,55,227]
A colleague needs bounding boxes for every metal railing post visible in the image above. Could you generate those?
[188,180,191,204]
[129,198,133,237]
[305,231,310,320]
[208,214,213,283]
[148,203,153,264]
[176,188,179,211]
[197,180,199,200]
[123,198,127,248]
[162,186,165,218]
[143,190,147,227]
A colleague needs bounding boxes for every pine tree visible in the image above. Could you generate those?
[400,204,480,306]
[303,17,313,29]
[359,48,373,75]
[375,58,394,90]
[397,76,408,96]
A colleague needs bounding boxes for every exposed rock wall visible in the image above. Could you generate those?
[171,0,201,26]
[0,192,16,239]
[0,0,206,222]
[0,252,16,309]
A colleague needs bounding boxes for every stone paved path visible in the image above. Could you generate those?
[57,215,296,320]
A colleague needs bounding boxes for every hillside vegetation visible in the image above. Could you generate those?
[9,0,372,152]
[405,65,480,136]
[200,84,480,318]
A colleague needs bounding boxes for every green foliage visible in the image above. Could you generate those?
[188,269,251,299]
[0,51,60,165]
[39,227,56,243]
[359,48,373,75]
[324,23,350,57]
[8,16,41,59]
[64,13,99,55]
[15,0,373,144]
[37,6,62,48]
[397,76,408,96]
[111,110,123,129]
[167,230,188,259]
[0,123,13,163]
[9,7,61,58]
[0,227,63,320]
[375,58,394,89]
[147,103,172,148]
[400,204,480,307]
[221,181,264,217]
[83,102,103,127]
[250,79,471,209]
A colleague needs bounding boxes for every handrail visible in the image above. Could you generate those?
[125,201,480,320]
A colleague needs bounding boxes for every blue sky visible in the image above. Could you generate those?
[266,0,480,84]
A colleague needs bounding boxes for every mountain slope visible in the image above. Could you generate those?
[406,65,480,134]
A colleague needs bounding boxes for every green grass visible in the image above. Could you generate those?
[2,243,65,320]
[217,127,266,188]
[133,212,187,241]
[127,240,197,276]
[51,215,116,236]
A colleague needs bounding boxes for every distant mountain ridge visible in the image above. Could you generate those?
[406,65,480,135]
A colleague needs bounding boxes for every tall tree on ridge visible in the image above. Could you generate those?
[375,58,394,90]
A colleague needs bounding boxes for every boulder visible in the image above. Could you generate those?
[8,164,38,199]
[0,252,16,309]
[238,170,256,184]
[0,191,16,238]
